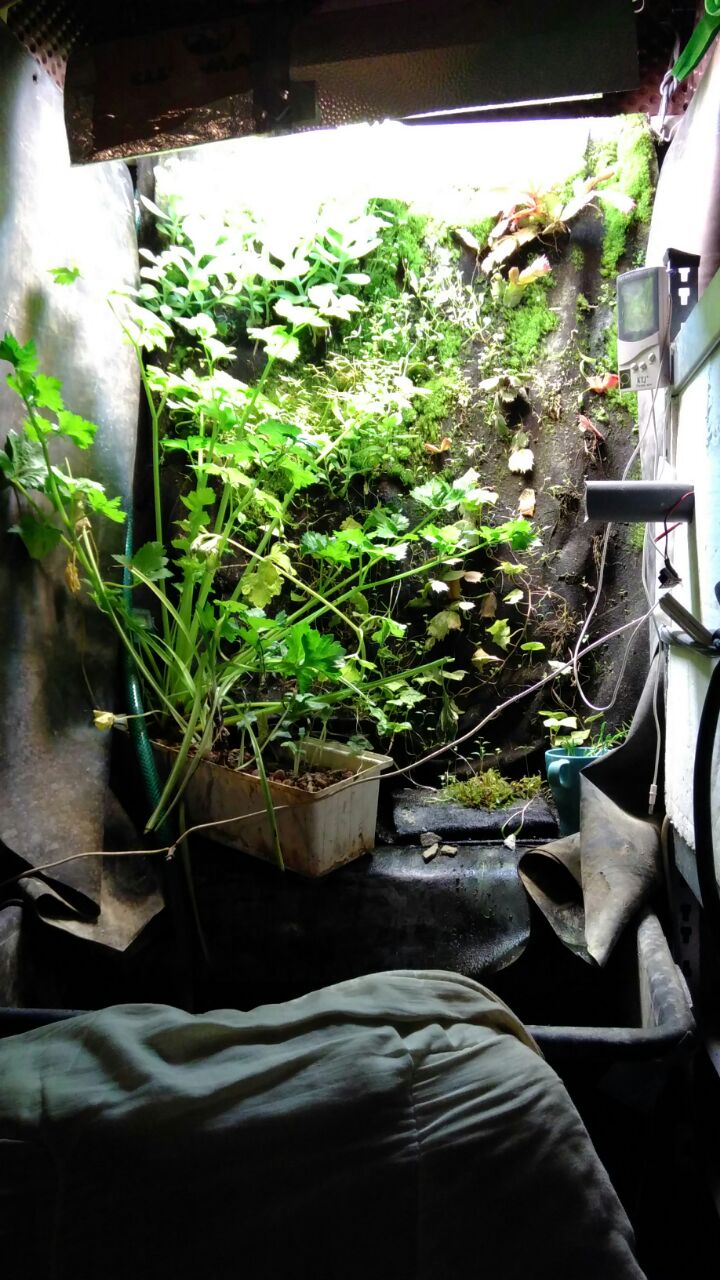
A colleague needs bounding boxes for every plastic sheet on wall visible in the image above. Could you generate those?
[0,29,161,951]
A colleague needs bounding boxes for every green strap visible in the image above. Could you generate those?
[672,6,720,83]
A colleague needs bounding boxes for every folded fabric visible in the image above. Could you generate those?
[520,777,661,965]
[520,655,662,965]
[0,970,645,1279]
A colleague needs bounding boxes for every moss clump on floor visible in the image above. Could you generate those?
[600,117,655,278]
[441,768,543,810]
[503,280,558,370]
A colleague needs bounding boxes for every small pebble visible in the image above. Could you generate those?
[439,844,458,857]
[422,843,439,862]
[420,831,442,847]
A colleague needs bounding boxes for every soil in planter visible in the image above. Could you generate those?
[160,736,358,793]
[245,764,356,793]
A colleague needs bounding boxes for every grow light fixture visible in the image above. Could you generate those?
[59,0,639,163]
[405,92,604,122]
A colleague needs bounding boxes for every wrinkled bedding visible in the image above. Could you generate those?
[0,970,645,1279]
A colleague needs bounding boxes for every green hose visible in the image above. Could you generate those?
[123,511,205,997]
[123,512,174,847]
[672,3,720,82]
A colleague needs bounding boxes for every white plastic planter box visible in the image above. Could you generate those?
[154,739,393,876]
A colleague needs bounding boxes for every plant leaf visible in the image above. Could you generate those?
[454,227,480,253]
[0,332,38,373]
[427,609,462,642]
[49,265,81,285]
[596,189,636,215]
[132,541,172,581]
[279,624,347,692]
[487,618,512,650]
[0,430,46,489]
[56,410,98,449]
[503,588,524,605]
[240,559,283,609]
[508,447,534,474]
[472,646,502,668]
[176,313,217,339]
[247,326,300,363]
[34,374,64,412]
[10,514,61,559]
[82,488,126,523]
[274,299,328,330]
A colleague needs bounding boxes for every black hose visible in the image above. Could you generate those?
[692,658,720,941]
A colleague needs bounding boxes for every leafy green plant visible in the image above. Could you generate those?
[0,334,125,568]
[480,173,635,275]
[441,768,543,810]
[476,371,530,436]
[2,182,560,844]
[539,708,628,753]
[491,255,552,308]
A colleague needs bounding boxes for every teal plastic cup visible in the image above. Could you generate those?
[544,746,600,836]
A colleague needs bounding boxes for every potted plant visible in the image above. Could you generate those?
[539,710,627,835]
[0,321,425,875]
[0,200,536,874]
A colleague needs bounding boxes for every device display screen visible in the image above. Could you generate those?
[618,271,659,342]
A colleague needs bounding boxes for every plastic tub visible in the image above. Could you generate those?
[154,738,393,876]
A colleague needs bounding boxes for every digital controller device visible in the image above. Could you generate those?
[616,249,699,393]
[616,266,671,393]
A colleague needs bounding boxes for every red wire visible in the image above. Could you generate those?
[655,520,683,543]
[664,489,694,520]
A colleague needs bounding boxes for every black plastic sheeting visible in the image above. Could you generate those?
[0,29,164,952]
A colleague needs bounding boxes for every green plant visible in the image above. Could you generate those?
[491,255,552,308]
[441,768,542,810]
[538,712,592,750]
[0,195,540,837]
[538,708,627,752]
[480,173,635,275]
[502,281,559,370]
[476,371,530,435]
[598,117,655,277]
